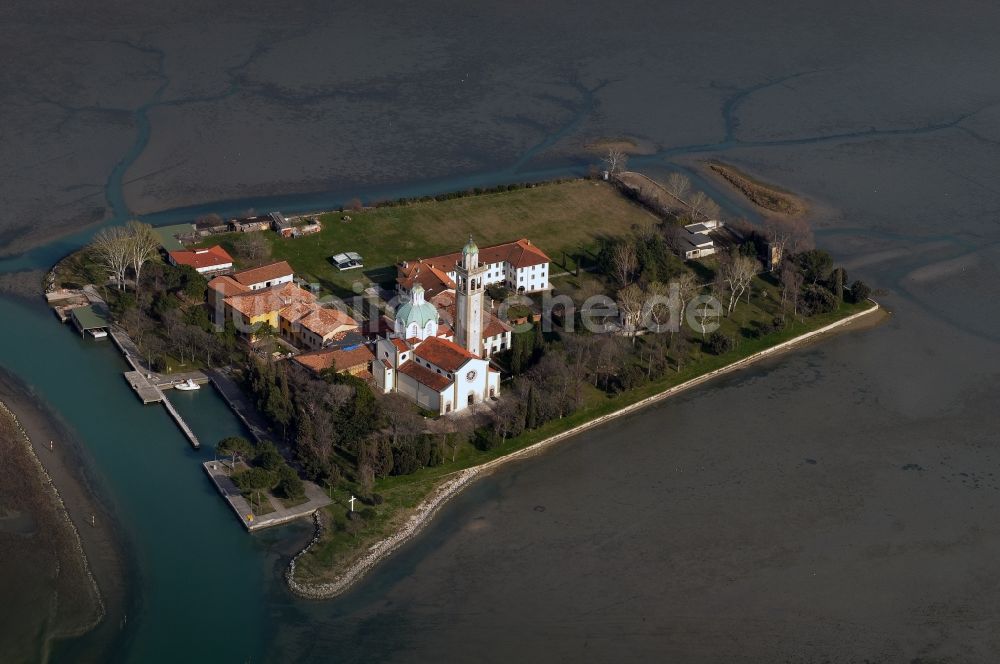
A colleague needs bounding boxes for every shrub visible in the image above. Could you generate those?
[275,465,305,500]
[849,280,872,303]
[706,331,734,355]
[473,429,503,451]
[802,284,837,315]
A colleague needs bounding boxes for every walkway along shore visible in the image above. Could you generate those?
[286,301,885,600]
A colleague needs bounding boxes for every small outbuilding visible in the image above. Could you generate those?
[331,252,364,271]
[70,304,110,338]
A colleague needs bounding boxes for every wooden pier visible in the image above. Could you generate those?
[124,371,163,404]
[112,327,201,449]
[162,393,200,449]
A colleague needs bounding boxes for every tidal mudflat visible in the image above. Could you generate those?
[2,0,1000,661]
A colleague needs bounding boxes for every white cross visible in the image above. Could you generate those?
[348,495,357,512]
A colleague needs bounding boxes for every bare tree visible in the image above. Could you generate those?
[90,226,131,290]
[381,393,423,446]
[617,283,645,343]
[687,191,713,220]
[125,221,158,291]
[664,172,691,202]
[673,271,700,324]
[780,262,805,318]
[492,397,525,442]
[602,148,628,176]
[643,281,675,333]
[718,251,759,314]
[763,217,813,271]
[234,233,272,263]
[610,240,638,287]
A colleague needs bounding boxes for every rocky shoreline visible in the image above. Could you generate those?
[286,301,886,600]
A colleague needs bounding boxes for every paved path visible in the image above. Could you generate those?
[202,461,332,531]
[123,371,162,404]
[206,368,272,443]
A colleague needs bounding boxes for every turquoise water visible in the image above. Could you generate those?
[0,297,301,662]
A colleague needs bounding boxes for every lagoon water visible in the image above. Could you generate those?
[3,0,1000,660]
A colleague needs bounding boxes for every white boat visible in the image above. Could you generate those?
[174,378,201,391]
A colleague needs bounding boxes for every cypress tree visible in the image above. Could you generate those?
[525,383,539,430]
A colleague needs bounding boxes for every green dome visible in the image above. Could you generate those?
[462,235,479,255]
[396,285,438,330]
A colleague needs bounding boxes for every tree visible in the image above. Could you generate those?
[617,283,645,343]
[831,267,846,303]
[611,240,638,287]
[706,331,734,355]
[802,284,837,315]
[125,221,158,292]
[275,465,305,500]
[233,233,272,262]
[670,333,691,371]
[673,272,700,326]
[849,280,872,303]
[218,436,254,460]
[603,148,627,176]
[762,217,813,271]
[492,397,525,443]
[664,172,691,203]
[643,281,675,333]
[381,393,423,446]
[90,226,131,290]
[687,191,719,220]
[794,249,833,285]
[718,251,759,314]
[179,266,208,301]
[253,440,285,470]
[780,262,805,318]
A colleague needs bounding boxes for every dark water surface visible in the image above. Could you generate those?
[2,0,1000,661]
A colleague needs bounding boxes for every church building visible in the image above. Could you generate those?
[373,237,504,414]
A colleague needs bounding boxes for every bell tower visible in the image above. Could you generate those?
[455,236,485,356]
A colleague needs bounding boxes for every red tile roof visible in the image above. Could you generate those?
[224,282,314,318]
[398,361,453,392]
[409,238,550,273]
[208,275,249,298]
[169,245,233,270]
[396,262,456,297]
[293,346,374,374]
[233,261,293,287]
[414,336,477,372]
[292,307,358,338]
[482,313,511,339]
[391,338,411,353]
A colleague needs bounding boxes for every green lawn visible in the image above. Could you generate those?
[293,298,880,586]
[198,180,657,297]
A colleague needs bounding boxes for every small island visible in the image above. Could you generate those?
[48,167,881,599]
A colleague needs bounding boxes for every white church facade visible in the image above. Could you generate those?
[373,237,504,415]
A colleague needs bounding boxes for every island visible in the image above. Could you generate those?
[47,167,882,600]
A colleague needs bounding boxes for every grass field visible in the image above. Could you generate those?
[199,180,657,296]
